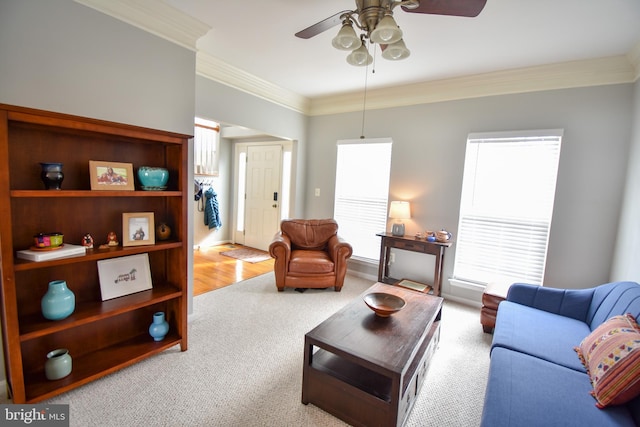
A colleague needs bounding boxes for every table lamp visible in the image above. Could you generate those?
[389,201,411,236]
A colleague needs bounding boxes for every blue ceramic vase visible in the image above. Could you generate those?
[149,311,169,341]
[41,280,75,321]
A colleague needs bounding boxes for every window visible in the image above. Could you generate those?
[334,138,392,261]
[452,130,562,286]
[194,117,219,176]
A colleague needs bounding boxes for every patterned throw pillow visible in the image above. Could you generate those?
[575,314,640,408]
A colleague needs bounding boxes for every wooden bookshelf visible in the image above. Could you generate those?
[0,104,190,403]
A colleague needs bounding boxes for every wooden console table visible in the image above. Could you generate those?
[376,233,451,296]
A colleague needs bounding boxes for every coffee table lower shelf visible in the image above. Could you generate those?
[302,318,441,427]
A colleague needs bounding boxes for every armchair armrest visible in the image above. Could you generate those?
[327,234,353,263]
[269,232,291,261]
[507,283,595,323]
[269,232,291,291]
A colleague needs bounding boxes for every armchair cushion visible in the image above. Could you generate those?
[289,250,334,274]
[281,219,338,250]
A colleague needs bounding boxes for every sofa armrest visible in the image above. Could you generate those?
[507,283,595,323]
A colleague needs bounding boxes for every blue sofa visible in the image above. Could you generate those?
[480,281,640,427]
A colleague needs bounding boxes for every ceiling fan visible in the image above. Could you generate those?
[295,0,487,65]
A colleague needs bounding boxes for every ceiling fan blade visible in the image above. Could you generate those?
[402,0,487,17]
[295,10,352,39]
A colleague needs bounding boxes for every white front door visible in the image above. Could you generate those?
[244,145,282,250]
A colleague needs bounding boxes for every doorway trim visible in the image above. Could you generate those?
[232,140,295,246]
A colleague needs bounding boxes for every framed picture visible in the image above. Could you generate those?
[122,212,155,246]
[97,253,152,301]
[89,160,135,191]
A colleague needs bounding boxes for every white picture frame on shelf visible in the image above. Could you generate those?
[97,253,152,301]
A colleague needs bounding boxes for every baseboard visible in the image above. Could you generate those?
[441,292,482,308]
[346,269,377,282]
[0,379,9,402]
[193,240,231,250]
[448,278,486,292]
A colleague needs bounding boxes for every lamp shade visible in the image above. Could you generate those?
[346,44,373,66]
[332,22,362,51]
[381,39,410,61]
[370,14,403,44]
[389,201,411,219]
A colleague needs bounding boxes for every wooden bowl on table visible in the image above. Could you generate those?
[363,292,406,317]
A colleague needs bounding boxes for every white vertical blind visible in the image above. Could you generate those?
[452,130,563,286]
[334,138,392,261]
[194,118,219,176]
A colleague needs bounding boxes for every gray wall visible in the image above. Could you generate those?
[195,76,309,235]
[612,80,640,281]
[306,85,634,296]
[0,0,195,134]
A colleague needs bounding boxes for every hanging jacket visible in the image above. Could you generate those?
[204,187,221,229]
[194,180,203,202]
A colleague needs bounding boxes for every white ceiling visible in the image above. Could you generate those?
[164,0,640,100]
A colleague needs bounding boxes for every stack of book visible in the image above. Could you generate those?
[17,244,87,262]
[395,279,432,293]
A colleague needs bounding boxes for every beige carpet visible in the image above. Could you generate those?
[219,247,272,263]
[37,273,491,426]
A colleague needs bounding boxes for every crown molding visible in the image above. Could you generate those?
[196,54,636,117]
[74,0,210,51]
[196,52,310,115]
[628,41,640,82]
[308,55,638,116]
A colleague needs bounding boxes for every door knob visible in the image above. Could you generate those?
[272,204,278,208]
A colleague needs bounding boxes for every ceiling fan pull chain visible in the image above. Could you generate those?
[360,55,370,139]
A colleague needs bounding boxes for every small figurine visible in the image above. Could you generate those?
[107,231,119,246]
[81,233,94,249]
[99,231,119,249]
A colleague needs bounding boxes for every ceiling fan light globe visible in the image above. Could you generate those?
[346,45,373,66]
[381,39,410,61]
[370,15,402,44]
[332,23,362,51]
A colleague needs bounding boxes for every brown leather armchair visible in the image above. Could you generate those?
[268,219,353,292]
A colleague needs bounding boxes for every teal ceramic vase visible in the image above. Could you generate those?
[148,311,169,341]
[45,348,72,380]
[41,280,75,320]
[137,166,169,190]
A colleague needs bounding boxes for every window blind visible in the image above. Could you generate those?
[194,118,219,176]
[334,138,392,261]
[452,130,562,286]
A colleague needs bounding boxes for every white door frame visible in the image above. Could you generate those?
[232,140,295,246]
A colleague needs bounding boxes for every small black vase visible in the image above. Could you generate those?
[40,162,64,190]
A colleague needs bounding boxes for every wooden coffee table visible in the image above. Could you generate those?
[302,282,444,427]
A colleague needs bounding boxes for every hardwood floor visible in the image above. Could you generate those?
[193,244,274,296]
